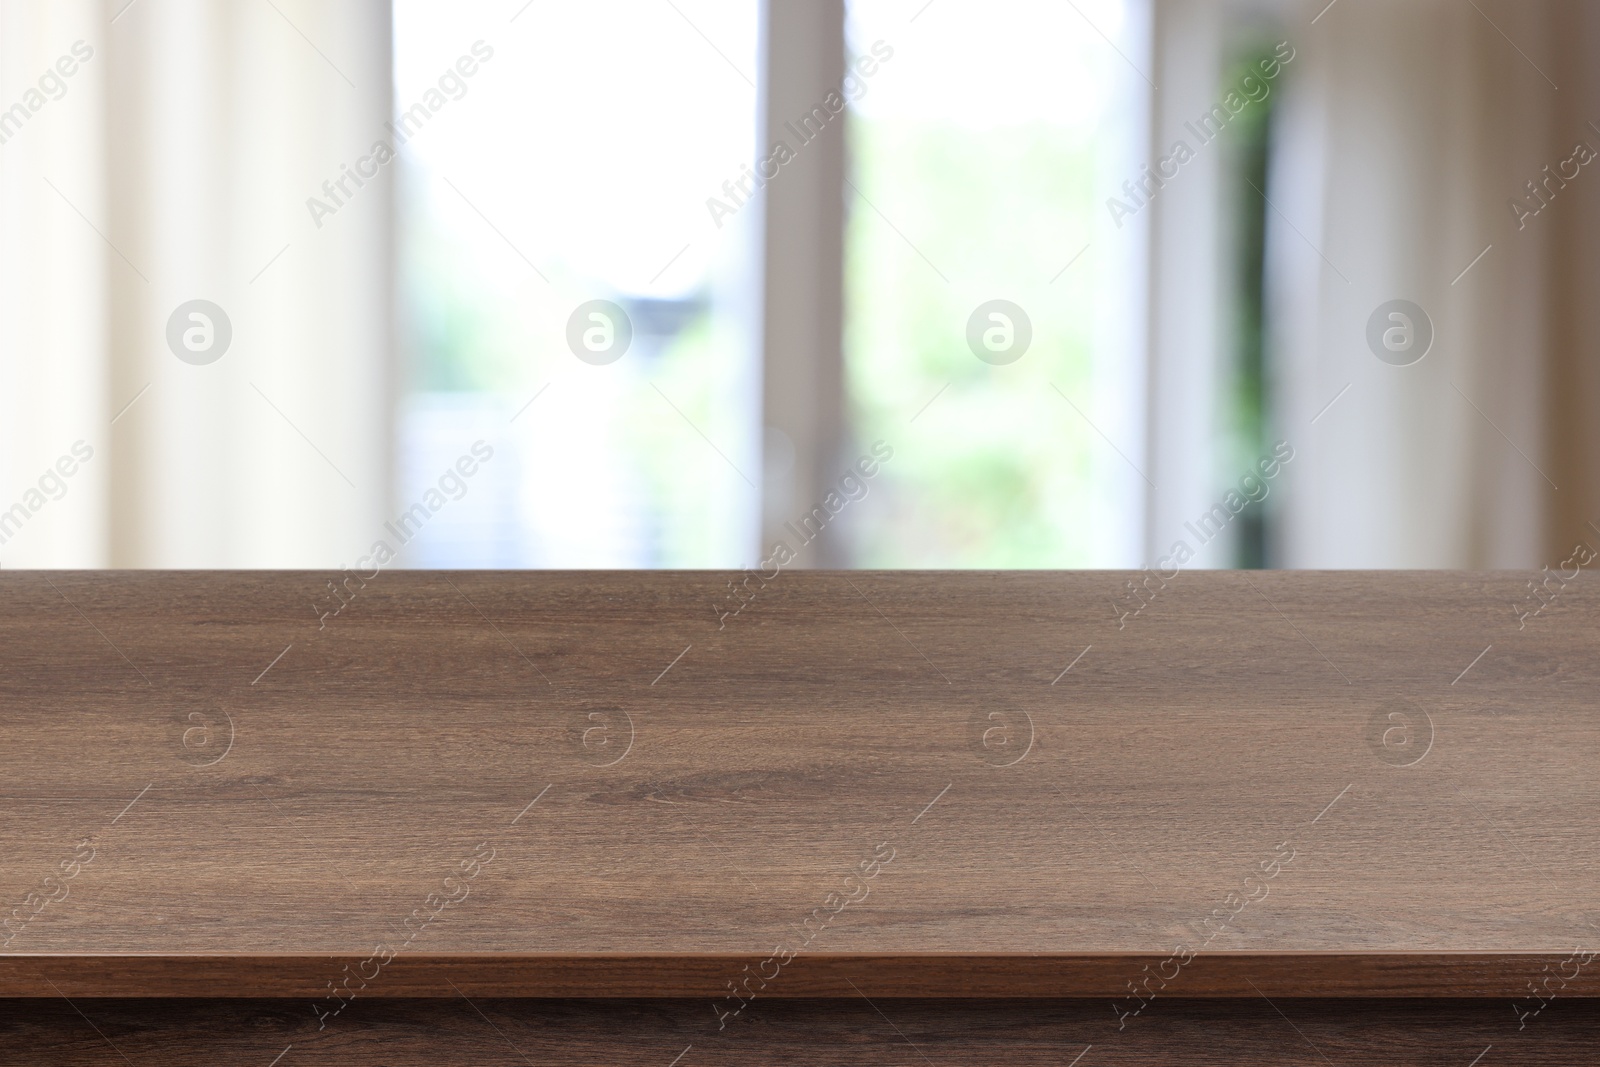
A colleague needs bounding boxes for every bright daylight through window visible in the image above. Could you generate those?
[392,0,1142,569]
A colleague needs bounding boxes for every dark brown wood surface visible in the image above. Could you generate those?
[4,998,1595,1067]
[1,571,1596,997]
[6,952,1600,1000]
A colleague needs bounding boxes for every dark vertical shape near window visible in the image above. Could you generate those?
[1223,43,1278,569]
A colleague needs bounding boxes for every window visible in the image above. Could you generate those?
[840,0,1141,567]
[392,0,761,566]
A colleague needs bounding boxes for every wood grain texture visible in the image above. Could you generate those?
[3,998,1597,1067]
[0,571,1596,997]
[5,953,1600,999]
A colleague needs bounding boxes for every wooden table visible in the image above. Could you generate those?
[2,572,1595,1061]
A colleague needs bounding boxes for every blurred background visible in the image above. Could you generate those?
[2,0,1598,570]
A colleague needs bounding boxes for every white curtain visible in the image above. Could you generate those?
[1142,0,1600,569]
[0,0,391,567]
[1268,0,1600,567]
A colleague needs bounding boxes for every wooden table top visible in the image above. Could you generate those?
[1,571,1595,997]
